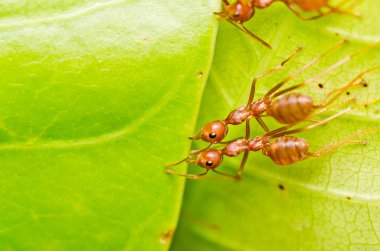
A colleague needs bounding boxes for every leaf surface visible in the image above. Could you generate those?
[0,0,219,250]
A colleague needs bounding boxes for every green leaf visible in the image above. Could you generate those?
[0,0,218,250]
[172,1,380,250]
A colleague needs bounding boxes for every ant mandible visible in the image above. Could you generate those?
[216,0,360,48]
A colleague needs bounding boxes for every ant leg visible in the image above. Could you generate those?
[270,42,380,99]
[305,119,319,123]
[241,24,272,49]
[165,169,209,179]
[285,3,334,20]
[312,96,357,115]
[165,158,197,169]
[255,46,302,80]
[326,0,362,19]
[317,81,362,107]
[265,96,357,137]
[234,120,251,180]
[218,119,252,180]
[306,127,380,158]
[212,169,240,180]
[165,169,221,180]
[264,95,357,138]
[285,0,354,21]
[256,117,270,132]
[269,107,353,138]
[305,140,365,158]
[165,143,213,168]
[320,66,380,107]
[166,168,238,181]
[265,125,289,137]
[245,113,251,140]
[245,46,302,106]
[235,150,249,180]
[225,19,272,49]
[246,78,257,108]
[190,143,213,154]
[265,40,348,98]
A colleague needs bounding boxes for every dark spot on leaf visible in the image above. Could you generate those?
[360,79,368,87]
[197,71,203,78]
[346,92,350,95]
[346,196,351,200]
[278,184,285,190]
[318,83,323,89]
[160,229,174,244]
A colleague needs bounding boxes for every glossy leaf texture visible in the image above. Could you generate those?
[172,1,380,250]
[0,0,219,250]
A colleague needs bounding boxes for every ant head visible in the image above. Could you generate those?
[190,120,228,143]
[197,150,223,170]
[224,0,255,24]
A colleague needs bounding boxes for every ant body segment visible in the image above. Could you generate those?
[190,41,380,148]
[216,0,360,47]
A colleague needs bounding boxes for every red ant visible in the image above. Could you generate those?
[216,0,361,48]
[190,41,379,150]
[166,95,380,180]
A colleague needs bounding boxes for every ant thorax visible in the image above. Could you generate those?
[248,136,268,151]
[248,98,267,116]
[222,139,249,157]
[225,106,251,125]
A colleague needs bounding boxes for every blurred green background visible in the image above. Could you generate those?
[0,0,379,250]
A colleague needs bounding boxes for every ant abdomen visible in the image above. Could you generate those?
[268,93,315,124]
[262,136,309,165]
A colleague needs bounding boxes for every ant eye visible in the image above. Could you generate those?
[209,133,217,139]
[206,161,213,167]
